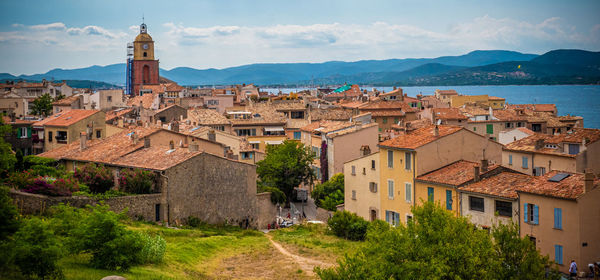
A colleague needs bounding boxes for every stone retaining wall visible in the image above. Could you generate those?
[10,190,163,222]
[256,192,278,229]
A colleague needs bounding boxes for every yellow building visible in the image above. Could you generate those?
[378,125,503,225]
[33,110,106,152]
[344,152,380,221]
[450,94,506,109]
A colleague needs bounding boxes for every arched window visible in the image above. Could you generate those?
[143,65,150,84]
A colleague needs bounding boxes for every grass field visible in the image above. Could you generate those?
[55,222,359,280]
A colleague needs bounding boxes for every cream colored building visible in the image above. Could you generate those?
[32,110,106,152]
[344,152,380,221]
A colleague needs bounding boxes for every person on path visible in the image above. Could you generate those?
[569,260,577,279]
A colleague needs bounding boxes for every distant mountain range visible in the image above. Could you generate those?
[1,49,599,87]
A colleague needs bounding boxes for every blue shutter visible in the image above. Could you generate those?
[533,205,539,225]
[556,208,562,229]
[446,190,452,210]
[394,212,400,226]
[555,245,563,265]
[524,203,529,223]
[428,187,434,202]
[385,211,390,223]
[509,154,512,165]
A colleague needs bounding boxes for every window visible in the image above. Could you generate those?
[19,127,28,138]
[290,111,304,119]
[495,200,512,217]
[385,211,400,226]
[235,129,256,136]
[405,183,412,203]
[383,118,388,124]
[371,160,376,169]
[241,152,253,159]
[508,154,513,165]
[533,167,546,176]
[362,168,366,175]
[369,182,377,193]
[486,124,493,134]
[388,180,394,199]
[96,130,101,139]
[143,52,147,57]
[554,208,562,229]
[531,123,542,132]
[293,131,301,140]
[524,203,539,225]
[427,187,434,202]
[446,190,452,210]
[48,131,53,142]
[469,196,484,212]
[251,143,259,150]
[522,157,528,169]
[505,122,511,128]
[473,127,477,132]
[352,190,356,200]
[554,245,563,265]
[351,165,356,175]
[387,150,393,168]
[517,122,523,127]
[56,131,67,143]
[568,144,580,155]
[405,152,411,170]
[394,117,399,124]
[107,96,112,102]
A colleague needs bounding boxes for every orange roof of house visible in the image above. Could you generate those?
[127,93,156,109]
[488,96,505,101]
[516,127,535,135]
[33,110,100,127]
[460,172,531,199]
[52,94,81,106]
[165,83,185,92]
[436,89,458,95]
[507,104,557,113]
[505,128,600,156]
[492,109,528,121]
[141,84,165,94]
[433,108,468,120]
[326,84,362,98]
[105,108,134,121]
[518,171,600,200]
[359,100,417,111]
[416,160,500,186]
[379,125,463,150]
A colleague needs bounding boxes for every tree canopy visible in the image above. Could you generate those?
[0,117,16,176]
[311,173,344,211]
[30,93,54,117]
[316,202,559,280]
[256,140,315,203]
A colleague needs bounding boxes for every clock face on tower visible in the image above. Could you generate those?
[143,44,148,50]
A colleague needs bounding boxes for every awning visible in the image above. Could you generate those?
[249,141,260,144]
[264,126,285,132]
[265,140,284,145]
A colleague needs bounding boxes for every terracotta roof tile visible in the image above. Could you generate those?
[310,108,353,121]
[127,93,157,109]
[52,94,81,106]
[379,125,463,150]
[436,89,458,95]
[433,108,468,120]
[105,108,134,121]
[187,108,231,125]
[113,145,201,170]
[508,104,556,113]
[416,160,500,186]
[33,110,100,127]
[518,171,600,200]
[460,172,531,199]
[492,109,528,121]
[2,116,36,124]
[505,128,600,156]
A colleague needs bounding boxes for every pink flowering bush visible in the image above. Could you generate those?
[74,163,114,193]
[22,178,71,196]
[6,170,35,190]
[118,168,155,194]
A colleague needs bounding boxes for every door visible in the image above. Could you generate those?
[370,210,377,221]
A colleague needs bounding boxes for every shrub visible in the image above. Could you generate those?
[312,173,344,211]
[138,234,166,264]
[257,181,286,204]
[52,177,80,193]
[0,186,20,240]
[72,205,144,270]
[23,156,64,177]
[327,210,369,241]
[5,170,34,190]
[187,216,202,228]
[74,163,114,193]
[13,217,64,279]
[118,168,155,194]
[22,178,72,196]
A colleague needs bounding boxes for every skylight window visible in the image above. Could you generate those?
[548,173,570,182]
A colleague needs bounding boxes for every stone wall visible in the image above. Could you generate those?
[256,192,278,229]
[315,207,334,223]
[10,190,162,222]
[164,152,258,227]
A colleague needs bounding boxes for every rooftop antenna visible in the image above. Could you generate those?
[142,14,145,24]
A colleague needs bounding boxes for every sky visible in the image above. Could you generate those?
[1,0,599,75]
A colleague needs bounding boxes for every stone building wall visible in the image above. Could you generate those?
[10,190,162,221]
[256,192,278,229]
[164,152,258,227]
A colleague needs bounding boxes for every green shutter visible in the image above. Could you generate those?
[17,127,22,138]
[427,187,434,202]
[446,190,452,210]
[27,127,32,138]
[486,124,493,134]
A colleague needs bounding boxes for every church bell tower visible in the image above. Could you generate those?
[129,22,159,96]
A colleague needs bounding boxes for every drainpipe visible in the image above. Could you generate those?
[412,151,416,212]
[159,171,170,226]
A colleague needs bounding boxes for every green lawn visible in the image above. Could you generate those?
[55,222,356,280]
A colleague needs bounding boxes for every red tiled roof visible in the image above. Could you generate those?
[379,125,463,150]
[52,94,81,106]
[127,93,156,109]
[436,89,458,95]
[507,104,556,113]
[492,109,528,121]
[105,108,134,121]
[433,108,468,120]
[460,172,531,199]
[416,160,500,186]
[505,128,600,157]
[32,110,100,127]
[518,171,600,200]
[325,84,362,98]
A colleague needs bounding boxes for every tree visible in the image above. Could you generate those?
[0,117,16,176]
[30,93,54,117]
[316,202,557,280]
[13,218,64,279]
[311,173,344,211]
[256,140,315,203]
[320,140,328,182]
[0,186,20,240]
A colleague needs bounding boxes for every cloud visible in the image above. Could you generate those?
[66,25,120,38]
[30,22,66,31]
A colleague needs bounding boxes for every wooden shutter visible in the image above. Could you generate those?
[524,203,529,223]
[446,190,452,210]
[533,205,539,224]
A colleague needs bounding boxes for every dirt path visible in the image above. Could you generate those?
[266,234,331,277]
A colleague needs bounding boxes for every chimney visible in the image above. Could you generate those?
[535,138,545,150]
[584,171,595,193]
[481,159,489,173]
[189,143,199,152]
[474,166,480,182]
[144,137,150,148]
[433,125,439,137]
[79,132,87,151]
[208,130,216,142]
